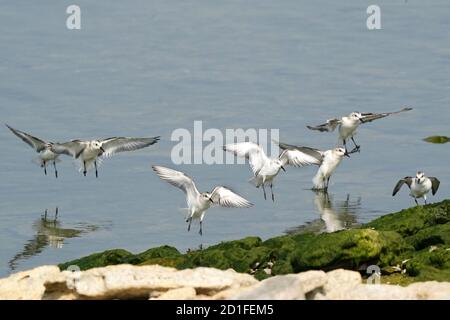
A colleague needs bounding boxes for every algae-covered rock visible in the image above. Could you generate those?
[289,229,410,272]
[423,136,450,144]
[366,200,450,237]
[59,249,132,271]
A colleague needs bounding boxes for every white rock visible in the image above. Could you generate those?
[69,265,257,299]
[0,266,64,300]
[231,275,305,300]
[296,270,327,294]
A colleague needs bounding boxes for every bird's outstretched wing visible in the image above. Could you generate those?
[278,142,323,167]
[360,107,413,123]
[210,186,253,208]
[429,177,440,195]
[392,177,413,196]
[51,140,86,158]
[223,142,269,175]
[101,137,160,158]
[152,166,200,207]
[5,124,47,153]
[307,118,341,132]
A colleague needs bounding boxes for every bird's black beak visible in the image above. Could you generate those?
[344,152,350,158]
[359,118,365,123]
[100,147,105,152]
[281,166,286,172]
[209,198,214,203]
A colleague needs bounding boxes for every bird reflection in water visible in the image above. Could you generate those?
[286,191,361,235]
[8,208,104,271]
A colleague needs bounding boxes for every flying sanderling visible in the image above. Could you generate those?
[392,171,440,205]
[306,107,413,153]
[6,124,61,178]
[152,165,253,235]
[50,136,160,177]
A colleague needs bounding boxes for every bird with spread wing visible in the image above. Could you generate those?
[307,107,413,153]
[51,136,160,177]
[152,165,253,235]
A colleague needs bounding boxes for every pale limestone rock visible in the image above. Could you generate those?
[322,269,362,299]
[0,266,64,300]
[231,275,305,300]
[406,281,450,299]
[69,265,257,299]
[296,270,327,294]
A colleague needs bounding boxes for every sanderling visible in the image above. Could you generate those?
[50,136,160,177]
[307,107,412,153]
[392,171,440,205]
[152,165,253,235]
[6,124,61,178]
[278,142,350,191]
[223,142,292,201]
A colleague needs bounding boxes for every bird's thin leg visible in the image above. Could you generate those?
[83,161,87,176]
[270,184,275,202]
[187,217,192,232]
[53,161,58,178]
[343,139,348,154]
[351,137,360,153]
[424,195,427,205]
[262,184,267,200]
[43,209,48,221]
[54,207,59,222]
[199,221,203,236]
[414,198,419,206]
[327,176,331,189]
[94,160,98,178]
[43,161,47,175]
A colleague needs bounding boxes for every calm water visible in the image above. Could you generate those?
[0,1,449,277]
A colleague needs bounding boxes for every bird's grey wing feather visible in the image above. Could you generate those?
[392,177,412,196]
[306,118,341,132]
[360,107,413,123]
[278,142,323,166]
[152,166,200,207]
[429,177,440,195]
[5,124,47,152]
[101,137,160,157]
[210,186,253,208]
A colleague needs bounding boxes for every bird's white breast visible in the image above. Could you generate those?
[410,179,432,198]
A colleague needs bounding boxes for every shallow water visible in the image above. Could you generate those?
[0,1,449,277]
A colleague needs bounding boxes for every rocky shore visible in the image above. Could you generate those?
[0,200,449,299]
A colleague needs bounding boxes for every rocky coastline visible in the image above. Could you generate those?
[1,200,449,300]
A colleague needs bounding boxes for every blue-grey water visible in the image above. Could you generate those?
[0,1,449,278]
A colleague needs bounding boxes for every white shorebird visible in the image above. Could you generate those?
[6,124,61,178]
[278,142,349,191]
[307,107,413,153]
[51,136,160,177]
[392,172,440,205]
[152,165,253,235]
[223,142,327,200]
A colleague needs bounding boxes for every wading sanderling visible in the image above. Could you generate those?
[278,142,350,191]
